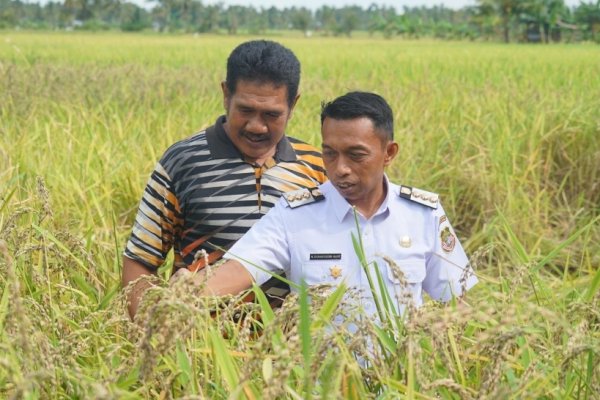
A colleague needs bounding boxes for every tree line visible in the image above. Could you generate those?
[1,0,600,43]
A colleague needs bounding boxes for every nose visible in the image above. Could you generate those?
[245,115,268,134]
[333,158,351,177]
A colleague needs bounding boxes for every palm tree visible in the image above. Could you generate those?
[315,6,336,36]
[290,7,312,37]
[477,0,522,42]
[522,0,567,42]
[574,0,600,41]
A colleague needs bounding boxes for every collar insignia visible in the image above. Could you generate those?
[284,187,325,208]
[399,185,439,209]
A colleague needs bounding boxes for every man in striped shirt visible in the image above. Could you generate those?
[122,40,326,319]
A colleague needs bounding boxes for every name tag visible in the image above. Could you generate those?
[310,253,342,260]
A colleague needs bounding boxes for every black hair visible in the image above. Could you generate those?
[226,40,301,107]
[320,91,394,141]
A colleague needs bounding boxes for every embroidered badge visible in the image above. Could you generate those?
[439,215,447,226]
[440,226,456,253]
[329,265,342,279]
[400,236,412,248]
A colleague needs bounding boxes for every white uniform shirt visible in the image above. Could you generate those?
[224,178,478,315]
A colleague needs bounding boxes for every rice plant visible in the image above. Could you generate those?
[1,32,599,398]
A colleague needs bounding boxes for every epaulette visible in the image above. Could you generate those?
[399,185,439,209]
[284,187,325,208]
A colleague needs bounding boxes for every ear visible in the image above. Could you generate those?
[287,93,300,119]
[384,141,399,167]
[221,81,230,110]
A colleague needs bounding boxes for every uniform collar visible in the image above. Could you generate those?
[205,115,297,162]
[325,175,393,223]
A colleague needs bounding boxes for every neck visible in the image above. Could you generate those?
[351,178,387,219]
[244,148,276,167]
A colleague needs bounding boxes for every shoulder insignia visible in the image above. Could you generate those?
[398,185,439,209]
[284,187,325,209]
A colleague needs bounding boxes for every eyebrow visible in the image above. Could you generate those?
[347,145,370,151]
[323,143,370,151]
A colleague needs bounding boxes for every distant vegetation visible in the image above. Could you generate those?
[1,0,600,42]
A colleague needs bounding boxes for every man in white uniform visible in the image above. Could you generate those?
[175,91,477,314]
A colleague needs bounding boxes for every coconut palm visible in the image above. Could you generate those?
[477,0,524,42]
[522,0,567,42]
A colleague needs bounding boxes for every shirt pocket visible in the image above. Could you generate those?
[300,261,348,285]
[385,259,426,286]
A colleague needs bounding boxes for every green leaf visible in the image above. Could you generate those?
[533,214,600,274]
[0,186,17,214]
[314,282,347,329]
[447,328,466,386]
[71,274,98,302]
[351,232,366,266]
[252,284,275,325]
[585,266,600,302]
[497,209,529,264]
[117,361,141,390]
[96,283,119,311]
[0,284,9,334]
[32,224,90,273]
[585,350,595,400]
[373,325,397,354]
[176,339,192,388]
[299,281,311,362]
[209,328,240,392]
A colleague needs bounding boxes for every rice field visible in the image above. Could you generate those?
[0,32,599,398]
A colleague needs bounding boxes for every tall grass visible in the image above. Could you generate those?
[1,32,599,398]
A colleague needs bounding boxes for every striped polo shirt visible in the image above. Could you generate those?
[124,116,326,272]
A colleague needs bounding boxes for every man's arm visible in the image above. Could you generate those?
[171,260,254,296]
[122,256,157,320]
[171,199,289,298]
[423,204,478,302]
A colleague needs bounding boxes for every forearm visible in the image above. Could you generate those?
[173,260,255,296]
[122,256,157,320]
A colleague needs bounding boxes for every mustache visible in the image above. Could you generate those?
[241,131,270,141]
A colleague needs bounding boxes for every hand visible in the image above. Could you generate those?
[170,260,253,297]
[169,267,192,286]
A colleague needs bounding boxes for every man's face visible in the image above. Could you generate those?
[222,80,298,164]
[322,117,398,215]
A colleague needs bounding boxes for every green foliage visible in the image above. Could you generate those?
[0,33,599,398]
[1,0,600,41]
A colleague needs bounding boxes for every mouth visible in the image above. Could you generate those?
[335,182,355,190]
[241,132,270,144]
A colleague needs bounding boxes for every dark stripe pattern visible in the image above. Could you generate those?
[125,129,326,271]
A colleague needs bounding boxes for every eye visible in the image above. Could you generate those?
[322,149,336,158]
[349,152,367,160]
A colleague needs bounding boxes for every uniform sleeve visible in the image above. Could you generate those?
[223,199,290,286]
[123,162,181,271]
[423,204,478,302]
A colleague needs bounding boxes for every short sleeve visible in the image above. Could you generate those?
[123,162,180,271]
[423,204,478,302]
[223,198,290,285]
